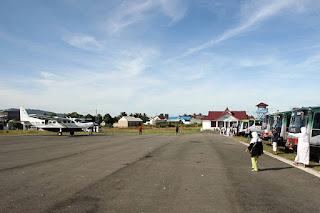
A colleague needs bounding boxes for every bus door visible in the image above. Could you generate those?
[311,112,320,147]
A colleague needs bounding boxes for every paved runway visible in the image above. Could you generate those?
[0,134,319,213]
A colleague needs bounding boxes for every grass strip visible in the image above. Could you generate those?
[234,136,320,172]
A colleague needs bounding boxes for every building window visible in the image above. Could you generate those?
[211,121,216,127]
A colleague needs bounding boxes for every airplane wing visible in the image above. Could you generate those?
[28,114,71,122]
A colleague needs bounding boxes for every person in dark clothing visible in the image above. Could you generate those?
[271,128,279,155]
[175,125,179,135]
[245,132,263,172]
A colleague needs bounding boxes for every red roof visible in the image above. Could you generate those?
[158,116,166,120]
[201,108,250,121]
[256,102,268,107]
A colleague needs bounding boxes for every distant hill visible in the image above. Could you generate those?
[2,108,66,117]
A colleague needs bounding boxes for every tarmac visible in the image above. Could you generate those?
[0,134,319,213]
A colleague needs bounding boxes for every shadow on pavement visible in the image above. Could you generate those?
[259,167,293,171]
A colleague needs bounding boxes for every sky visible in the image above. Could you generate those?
[1,0,320,117]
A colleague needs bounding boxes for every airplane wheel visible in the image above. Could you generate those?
[70,131,74,136]
[58,132,62,136]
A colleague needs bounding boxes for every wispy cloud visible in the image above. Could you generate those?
[107,0,188,33]
[41,72,56,79]
[176,0,304,59]
[62,34,102,51]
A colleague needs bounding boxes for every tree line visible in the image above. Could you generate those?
[62,112,203,126]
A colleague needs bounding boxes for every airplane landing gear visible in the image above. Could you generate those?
[70,131,74,136]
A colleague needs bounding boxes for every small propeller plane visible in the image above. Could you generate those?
[19,107,95,136]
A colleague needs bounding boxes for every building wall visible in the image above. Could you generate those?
[202,120,213,130]
[113,120,129,128]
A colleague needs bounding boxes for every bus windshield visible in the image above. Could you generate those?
[262,115,269,130]
[289,110,308,133]
[274,114,283,130]
[269,116,275,130]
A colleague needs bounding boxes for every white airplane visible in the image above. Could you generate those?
[19,107,95,136]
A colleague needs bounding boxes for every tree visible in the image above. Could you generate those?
[120,112,127,117]
[65,112,83,118]
[103,113,114,124]
[85,114,93,119]
[95,114,103,123]
[49,113,57,116]
[165,114,169,119]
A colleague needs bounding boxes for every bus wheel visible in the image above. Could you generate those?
[70,131,74,136]
[58,132,62,136]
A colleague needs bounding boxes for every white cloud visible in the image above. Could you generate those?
[159,0,188,23]
[177,0,307,59]
[40,72,56,79]
[106,0,188,33]
[62,34,102,51]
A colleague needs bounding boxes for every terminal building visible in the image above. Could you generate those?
[201,107,251,130]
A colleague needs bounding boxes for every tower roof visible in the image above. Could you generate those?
[256,102,268,107]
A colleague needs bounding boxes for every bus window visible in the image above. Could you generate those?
[276,115,283,129]
[243,122,248,129]
[249,120,254,127]
[269,116,274,129]
[289,110,308,133]
[312,113,320,137]
[255,121,262,126]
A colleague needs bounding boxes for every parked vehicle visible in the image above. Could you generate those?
[286,107,320,162]
[238,119,263,136]
[262,111,292,146]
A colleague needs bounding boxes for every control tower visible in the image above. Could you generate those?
[256,102,268,120]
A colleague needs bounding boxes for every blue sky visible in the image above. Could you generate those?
[1,0,320,117]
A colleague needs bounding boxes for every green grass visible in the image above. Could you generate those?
[234,136,320,172]
[99,126,202,134]
[0,130,56,136]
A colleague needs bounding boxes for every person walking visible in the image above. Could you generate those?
[245,132,264,172]
[271,128,279,155]
[287,127,310,168]
[175,125,179,135]
[246,128,251,143]
[139,125,142,135]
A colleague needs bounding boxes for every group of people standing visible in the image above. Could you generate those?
[219,127,236,137]
[244,127,310,172]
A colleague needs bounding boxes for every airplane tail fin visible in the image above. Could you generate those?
[20,107,30,121]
